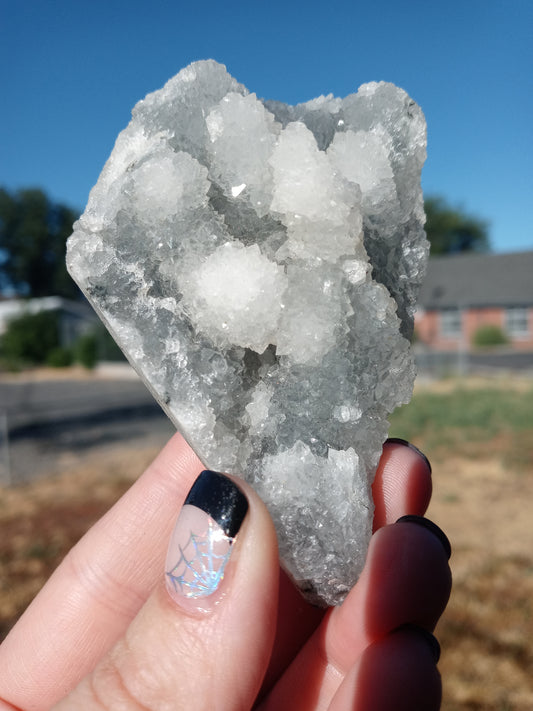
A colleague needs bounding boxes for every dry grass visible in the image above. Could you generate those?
[427,455,533,710]
[1,375,533,709]
[0,446,159,639]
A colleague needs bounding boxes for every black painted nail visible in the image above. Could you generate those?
[385,438,432,475]
[396,514,452,560]
[184,470,249,538]
[394,624,441,664]
[165,470,248,601]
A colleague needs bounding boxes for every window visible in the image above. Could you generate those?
[505,307,530,338]
[440,309,462,338]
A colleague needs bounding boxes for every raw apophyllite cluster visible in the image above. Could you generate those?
[67,60,429,606]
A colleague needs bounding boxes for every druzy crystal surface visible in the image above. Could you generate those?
[67,60,428,606]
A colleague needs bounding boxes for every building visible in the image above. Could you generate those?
[415,250,533,351]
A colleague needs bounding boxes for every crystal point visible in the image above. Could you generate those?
[67,60,428,606]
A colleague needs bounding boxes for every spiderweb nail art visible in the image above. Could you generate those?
[166,518,234,597]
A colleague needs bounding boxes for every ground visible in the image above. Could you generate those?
[0,374,532,710]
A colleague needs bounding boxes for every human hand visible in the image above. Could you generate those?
[0,435,451,710]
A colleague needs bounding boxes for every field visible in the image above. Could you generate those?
[390,377,533,710]
[1,375,533,709]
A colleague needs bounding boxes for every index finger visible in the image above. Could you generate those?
[0,432,203,710]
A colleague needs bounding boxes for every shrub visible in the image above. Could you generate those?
[472,324,508,348]
[0,310,60,367]
[74,333,99,369]
[46,346,73,368]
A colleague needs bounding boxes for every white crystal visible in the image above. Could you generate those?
[270,121,351,224]
[179,242,287,352]
[67,60,428,606]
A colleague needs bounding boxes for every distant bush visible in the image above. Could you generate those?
[46,346,74,368]
[0,308,129,372]
[74,333,98,369]
[0,310,61,367]
[472,325,508,348]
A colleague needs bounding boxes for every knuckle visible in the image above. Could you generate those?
[65,544,144,620]
[87,638,152,711]
[85,622,215,709]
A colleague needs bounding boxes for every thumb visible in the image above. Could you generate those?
[53,470,279,710]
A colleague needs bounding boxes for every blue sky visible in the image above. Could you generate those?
[1,0,531,253]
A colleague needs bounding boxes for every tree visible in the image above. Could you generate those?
[424,195,490,255]
[0,187,80,298]
[0,310,61,366]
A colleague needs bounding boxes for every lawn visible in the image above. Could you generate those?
[390,377,533,473]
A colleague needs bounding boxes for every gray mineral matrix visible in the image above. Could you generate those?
[67,60,428,606]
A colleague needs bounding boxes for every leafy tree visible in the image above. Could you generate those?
[0,310,61,367]
[0,187,79,297]
[424,196,490,255]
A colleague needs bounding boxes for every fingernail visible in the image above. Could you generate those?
[165,470,249,602]
[385,438,432,475]
[394,624,441,664]
[395,514,452,560]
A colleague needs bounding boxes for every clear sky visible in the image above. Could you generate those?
[1,0,531,253]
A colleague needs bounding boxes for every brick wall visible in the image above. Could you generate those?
[414,306,533,351]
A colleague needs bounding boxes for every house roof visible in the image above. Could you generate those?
[417,250,533,310]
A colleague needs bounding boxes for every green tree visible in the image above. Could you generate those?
[0,187,79,297]
[424,195,490,255]
[0,310,61,367]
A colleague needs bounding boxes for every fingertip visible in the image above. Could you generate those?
[366,519,452,634]
[392,623,441,664]
[329,626,442,711]
[357,627,442,711]
[395,515,452,560]
[164,470,278,617]
[385,438,432,474]
[372,438,432,530]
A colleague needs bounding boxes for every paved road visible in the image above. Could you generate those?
[1,377,164,429]
[0,377,175,484]
[1,351,531,483]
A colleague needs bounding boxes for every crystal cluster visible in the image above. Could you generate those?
[67,60,428,606]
